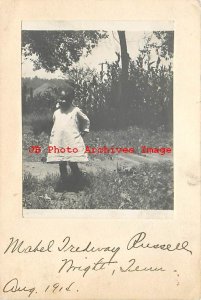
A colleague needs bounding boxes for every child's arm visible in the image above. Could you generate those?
[77,108,90,134]
[52,111,56,124]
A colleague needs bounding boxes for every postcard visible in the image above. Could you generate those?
[0,0,200,299]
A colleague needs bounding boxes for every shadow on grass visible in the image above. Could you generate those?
[23,161,174,210]
[54,174,91,193]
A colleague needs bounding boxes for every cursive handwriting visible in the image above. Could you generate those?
[58,236,120,258]
[2,232,193,297]
[58,256,165,278]
[3,278,76,298]
[127,232,192,255]
[4,237,55,254]
[4,233,192,256]
[120,258,165,272]
[58,255,118,277]
[3,278,36,297]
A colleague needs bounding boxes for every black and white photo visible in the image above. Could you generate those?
[22,22,174,211]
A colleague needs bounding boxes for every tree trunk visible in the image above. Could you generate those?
[117,31,129,126]
[118,31,129,85]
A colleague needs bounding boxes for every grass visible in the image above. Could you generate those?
[22,112,173,210]
[23,161,173,210]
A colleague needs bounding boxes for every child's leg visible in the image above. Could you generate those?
[69,162,81,178]
[59,162,67,182]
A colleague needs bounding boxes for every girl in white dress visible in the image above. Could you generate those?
[47,88,90,186]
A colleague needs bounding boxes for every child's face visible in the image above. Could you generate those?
[59,98,72,109]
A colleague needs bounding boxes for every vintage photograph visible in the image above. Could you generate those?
[22,22,174,210]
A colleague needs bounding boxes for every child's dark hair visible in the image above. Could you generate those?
[59,86,75,102]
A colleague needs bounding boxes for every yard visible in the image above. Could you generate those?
[23,122,173,210]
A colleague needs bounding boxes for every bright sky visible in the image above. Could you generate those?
[22,31,151,79]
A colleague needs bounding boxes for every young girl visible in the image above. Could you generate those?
[47,87,90,190]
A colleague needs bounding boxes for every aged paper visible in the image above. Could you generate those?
[0,0,200,299]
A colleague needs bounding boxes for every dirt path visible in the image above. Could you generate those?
[23,153,172,179]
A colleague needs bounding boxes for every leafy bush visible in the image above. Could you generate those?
[23,111,53,135]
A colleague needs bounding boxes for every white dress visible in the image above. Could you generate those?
[47,106,90,163]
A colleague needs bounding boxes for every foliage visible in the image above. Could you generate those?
[128,60,173,129]
[22,78,71,113]
[22,30,108,73]
[153,31,174,59]
[71,58,172,130]
[22,30,173,131]
[22,56,173,130]
[23,111,53,135]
